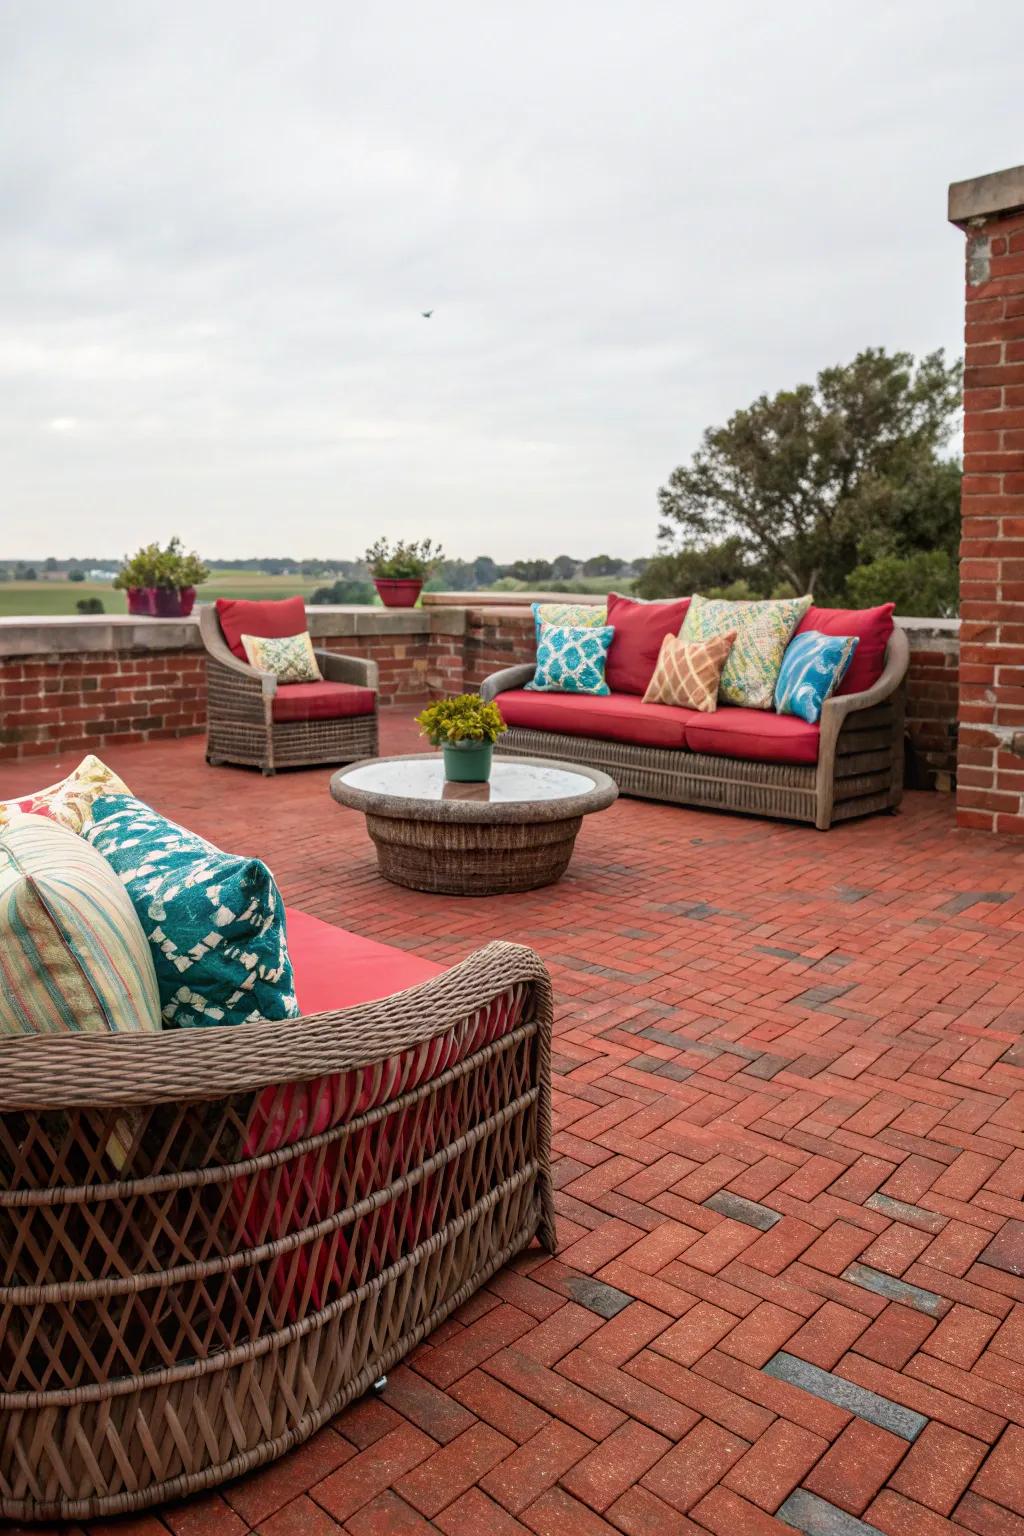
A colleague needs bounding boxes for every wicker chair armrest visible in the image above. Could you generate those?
[314,650,380,692]
[480,663,535,702]
[0,941,551,1110]
[198,604,277,696]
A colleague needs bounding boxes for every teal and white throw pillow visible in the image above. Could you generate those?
[774,631,859,723]
[87,795,300,1029]
[531,601,606,642]
[525,623,615,695]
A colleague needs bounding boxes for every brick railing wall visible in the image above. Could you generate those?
[0,604,959,787]
[949,165,1024,832]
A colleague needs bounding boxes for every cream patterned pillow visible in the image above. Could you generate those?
[681,594,813,709]
[531,601,606,641]
[241,630,322,683]
[0,754,131,835]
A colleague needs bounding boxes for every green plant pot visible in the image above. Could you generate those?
[442,740,494,783]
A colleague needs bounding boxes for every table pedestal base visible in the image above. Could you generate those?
[365,812,584,895]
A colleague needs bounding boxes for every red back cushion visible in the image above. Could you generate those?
[605,592,692,695]
[795,603,895,696]
[216,595,309,661]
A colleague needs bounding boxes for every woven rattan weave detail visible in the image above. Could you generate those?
[200,605,379,774]
[0,941,554,1520]
[481,629,909,830]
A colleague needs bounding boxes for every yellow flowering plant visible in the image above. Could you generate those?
[415,694,507,746]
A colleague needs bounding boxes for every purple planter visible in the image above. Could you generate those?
[126,587,196,618]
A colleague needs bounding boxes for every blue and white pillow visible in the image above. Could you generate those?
[86,795,300,1029]
[525,623,615,695]
[774,631,859,723]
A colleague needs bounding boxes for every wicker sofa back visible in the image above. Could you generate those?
[0,928,554,1522]
[481,627,910,830]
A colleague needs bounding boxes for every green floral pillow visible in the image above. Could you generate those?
[86,795,300,1029]
[681,594,813,709]
[241,630,321,683]
[531,601,606,641]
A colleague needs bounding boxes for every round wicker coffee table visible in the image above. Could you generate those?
[330,753,618,895]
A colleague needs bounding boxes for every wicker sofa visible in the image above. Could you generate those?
[200,602,379,774]
[0,908,554,1522]
[481,625,910,830]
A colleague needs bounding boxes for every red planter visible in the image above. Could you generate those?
[373,577,423,609]
[126,586,197,618]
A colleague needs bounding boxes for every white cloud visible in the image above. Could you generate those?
[0,0,1018,558]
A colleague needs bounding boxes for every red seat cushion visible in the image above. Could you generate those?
[216,595,309,661]
[605,592,691,695]
[272,681,376,722]
[286,907,440,1012]
[795,603,894,697]
[685,706,820,766]
[499,688,693,749]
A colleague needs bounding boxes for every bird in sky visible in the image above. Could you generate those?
[421,310,433,318]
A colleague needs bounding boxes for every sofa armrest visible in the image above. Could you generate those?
[480,663,535,703]
[819,625,910,734]
[0,940,552,1109]
[814,626,909,829]
[315,650,380,692]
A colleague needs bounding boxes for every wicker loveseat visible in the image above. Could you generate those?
[481,623,909,830]
[0,908,554,1522]
[200,601,379,774]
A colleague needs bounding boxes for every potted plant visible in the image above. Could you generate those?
[364,537,443,608]
[416,693,507,783]
[113,538,209,618]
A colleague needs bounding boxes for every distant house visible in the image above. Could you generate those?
[87,569,118,580]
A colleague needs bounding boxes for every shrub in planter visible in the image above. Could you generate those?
[365,538,444,607]
[416,694,507,783]
[113,538,209,617]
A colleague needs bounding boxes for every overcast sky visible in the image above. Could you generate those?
[0,3,1018,563]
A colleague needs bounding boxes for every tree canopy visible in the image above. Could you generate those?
[643,348,962,609]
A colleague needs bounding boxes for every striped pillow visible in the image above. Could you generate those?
[0,815,161,1038]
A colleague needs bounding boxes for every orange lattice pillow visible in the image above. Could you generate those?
[642,631,737,713]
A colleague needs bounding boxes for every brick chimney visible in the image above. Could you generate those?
[949,165,1024,833]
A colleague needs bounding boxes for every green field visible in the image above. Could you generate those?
[0,571,330,618]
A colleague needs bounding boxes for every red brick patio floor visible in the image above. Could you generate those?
[4,712,1024,1536]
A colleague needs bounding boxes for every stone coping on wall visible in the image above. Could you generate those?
[0,603,959,659]
[0,604,467,659]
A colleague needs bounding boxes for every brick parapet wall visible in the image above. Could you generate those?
[950,167,1024,832]
[0,605,960,784]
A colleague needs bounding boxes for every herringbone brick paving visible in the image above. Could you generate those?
[3,711,1023,1536]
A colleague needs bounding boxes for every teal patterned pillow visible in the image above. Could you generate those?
[774,631,859,723]
[525,623,615,695]
[531,601,606,642]
[86,795,300,1029]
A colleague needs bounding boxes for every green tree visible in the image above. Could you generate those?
[309,578,375,605]
[846,550,958,617]
[636,536,764,600]
[552,554,578,581]
[68,568,86,582]
[509,559,554,584]
[582,554,624,577]
[656,348,962,602]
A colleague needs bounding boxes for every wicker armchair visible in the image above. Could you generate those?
[199,604,379,774]
[0,941,554,1521]
[481,628,910,830]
